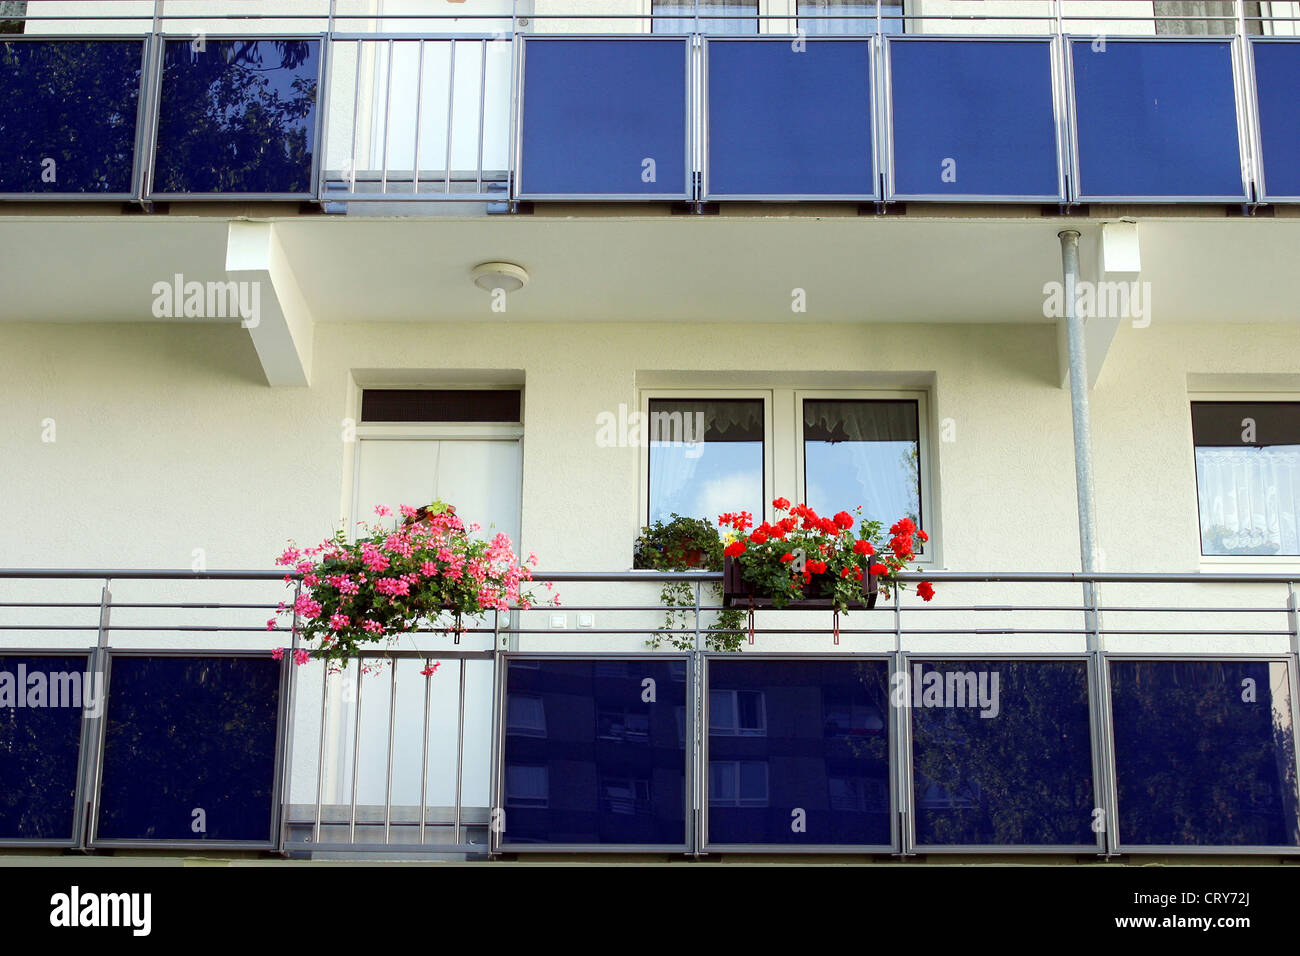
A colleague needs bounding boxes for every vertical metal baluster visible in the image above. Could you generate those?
[420,658,432,844]
[312,662,328,844]
[380,38,395,193]
[348,657,364,843]
[445,40,458,194]
[349,40,363,194]
[412,40,426,194]
[454,658,467,844]
[383,658,397,844]
[476,38,487,195]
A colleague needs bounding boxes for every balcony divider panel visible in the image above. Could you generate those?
[701,655,896,853]
[904,656,1102,853]
[1108,656,1300,854]
[0,651,93,846]
[148,35,322,200]
[516,37,691,201]
[703,37,876,201]
[89,650,284,849]
[0,37,146,200]
[1066,37,1248,202]
[1247,38,1300,202]
[884,37,1064,203]
[494,653,693,853]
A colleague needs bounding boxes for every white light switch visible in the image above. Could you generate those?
[578,614,594,628]
[549,614,567,629]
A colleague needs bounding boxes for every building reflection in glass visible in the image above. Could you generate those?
[707,659,891,846]
[501,658,688,846]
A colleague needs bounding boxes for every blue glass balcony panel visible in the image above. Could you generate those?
[152,38,320,196]
[0,39,143,195]
[888,39,1060,200]
[1070,38,1245,200]
[909,659,1096,847]
[1110,659,1300,848]
[706,659,892,847]
[95,655,281,843]
[1250,39,1300,200]
[500,658,689,847]
[706,39,874,198]
[0,655,88,841]
[519,39,689,199]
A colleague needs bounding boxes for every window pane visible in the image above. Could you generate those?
[1193,402,1300,556]
[803,399,920,529]
[707,659,891,846]
[1110,659,1300,847]
[648,398,763,524]
[910,660,1096,847]
[653,0,758,35]
[798,0,903,36]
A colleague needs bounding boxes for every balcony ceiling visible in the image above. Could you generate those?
[1,213,1299,325]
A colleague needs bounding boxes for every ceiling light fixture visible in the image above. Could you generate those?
[470,261,528,293]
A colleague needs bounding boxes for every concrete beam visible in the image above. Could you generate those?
[225,221,313,387]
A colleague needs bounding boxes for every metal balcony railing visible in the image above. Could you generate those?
[4,2,1300,205]
[2,565,1299,857]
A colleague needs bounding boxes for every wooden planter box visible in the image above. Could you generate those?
[722,555,878,610]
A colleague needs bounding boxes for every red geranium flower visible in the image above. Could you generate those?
[723,540,746,558]
[869,563,888,576]
[773,497,790,510]
[917,581,935,601]
[750,530,768,544]
[853,539,874,556]
[834,511,854,530]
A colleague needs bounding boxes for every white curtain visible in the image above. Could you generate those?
[1196,446,1300,555]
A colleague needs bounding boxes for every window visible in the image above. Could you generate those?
[597,709,650,743]
[829,774,889,812]
[602,777,653,815]
[709,760,770,807]
[506,694,547,736]
[710,689,767,736]
[505,764,549,808]
[1192,401,1300,556]
[653,0,758,34]
[647,397,765,525]
[797,0,903,36]
[824,698,885,738]
[802,398,922,535]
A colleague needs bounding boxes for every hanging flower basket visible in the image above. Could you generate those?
[722,554,877,610]
[716,499,934,644]
[270,500,557,666]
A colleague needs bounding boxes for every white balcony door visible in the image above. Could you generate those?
[324,436,521,834]
[354,437,522,547]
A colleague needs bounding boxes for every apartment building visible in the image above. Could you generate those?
[0,0,1298,863]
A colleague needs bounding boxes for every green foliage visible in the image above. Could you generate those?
[634,514,745,653]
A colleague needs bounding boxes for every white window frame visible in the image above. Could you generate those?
[794,388,933,562]
[638,388,776,527]
[638,385,936,565]
[1190,390,1300,569]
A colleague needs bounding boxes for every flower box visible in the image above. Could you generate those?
[722,555,878,611]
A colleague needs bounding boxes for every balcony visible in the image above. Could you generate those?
[3,566,1299,858]
[3,1,1300,207]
